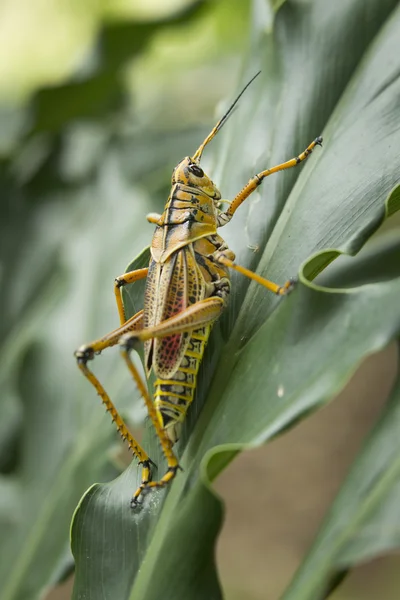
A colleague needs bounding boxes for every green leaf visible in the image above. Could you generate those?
[281,348,400,600]
[71,1,400,599]
[0,4,249,600]
[0,158,155,600]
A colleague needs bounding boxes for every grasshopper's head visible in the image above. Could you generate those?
[172,157,221,200]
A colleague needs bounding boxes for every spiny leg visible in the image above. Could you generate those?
[218,136,323,226]
[120,341,180,506]
[119,295,227,504]
[75,310,154,497]
[114,267,148,325]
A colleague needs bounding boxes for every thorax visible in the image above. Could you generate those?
[150,183,220,263]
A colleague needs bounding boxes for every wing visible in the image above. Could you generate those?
[143,246,205,379]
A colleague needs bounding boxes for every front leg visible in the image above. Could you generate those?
[211,249,296,296]
[217,136,323,227]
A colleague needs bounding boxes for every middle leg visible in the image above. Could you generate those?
[212,251,296,296]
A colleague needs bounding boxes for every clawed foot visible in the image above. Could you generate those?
[278,276,298,296]
[130,465,181,509]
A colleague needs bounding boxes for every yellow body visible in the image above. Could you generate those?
[144,158,233,443]
[75,73,322,506]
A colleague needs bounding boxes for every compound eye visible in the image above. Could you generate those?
[189,164,204,178]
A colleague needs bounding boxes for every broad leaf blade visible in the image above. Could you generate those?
[71,1,400,599]
[0,4,209,598]
[282,350,400,600]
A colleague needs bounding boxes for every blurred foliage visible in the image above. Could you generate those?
[0,1,250,599]
[0,0,400,599]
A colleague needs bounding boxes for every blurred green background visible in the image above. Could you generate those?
[1,0,399,599]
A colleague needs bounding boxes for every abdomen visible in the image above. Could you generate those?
[154,325,211,443]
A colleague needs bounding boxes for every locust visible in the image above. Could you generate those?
[75,73,322,507]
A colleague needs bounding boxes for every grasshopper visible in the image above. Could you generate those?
[75,73,322,506]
